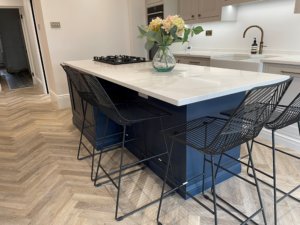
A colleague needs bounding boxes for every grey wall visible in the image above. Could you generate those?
[0,9,29,73]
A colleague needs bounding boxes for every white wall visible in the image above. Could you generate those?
[38,0,131,105]
[183,0,300,54]
[127,0,147,58]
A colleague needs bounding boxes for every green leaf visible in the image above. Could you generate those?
[161,34,172,45]
[166,36,174,46]
[145,31,157,42]
[192,26,204,35]
[145,40,155,50]
[138,26,147,36]
[182,28,191,43]
[173,37,183,43]
[154,29,163,44]
[169,26,178,39]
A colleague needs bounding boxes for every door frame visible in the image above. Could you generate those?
[19,8,34,77]
[0,2,48,94]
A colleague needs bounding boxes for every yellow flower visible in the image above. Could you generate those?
[161,15,185,36]
[149,17,163,32]
[171,15,185,36]
[162,16,173,33]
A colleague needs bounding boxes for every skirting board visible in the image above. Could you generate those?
[259,125,300,151]
[50,90,71,109]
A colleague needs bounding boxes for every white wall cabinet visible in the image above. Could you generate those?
[295,0,300,13]
[221,0,257,6]
[164,0,178,17]
[178,0,221,24]
[175,56,211,67]
[178,0,197,22]
[199,0,220,19]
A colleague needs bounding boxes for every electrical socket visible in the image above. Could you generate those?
[50,22,61,29]
[206,30,213,36]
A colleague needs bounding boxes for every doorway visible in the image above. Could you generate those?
[0,8,33,91]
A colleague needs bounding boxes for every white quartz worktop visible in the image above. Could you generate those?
[261,56,300,66]
[174,50,300,66]
[64,60,289,106]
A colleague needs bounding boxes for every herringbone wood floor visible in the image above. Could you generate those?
[0,85,299,225]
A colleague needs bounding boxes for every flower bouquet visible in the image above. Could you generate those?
[139,15,203,72]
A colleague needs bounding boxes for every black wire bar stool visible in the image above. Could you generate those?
[157,78,292,225]
[62,65,100,181]
[245,92,300,225]
[81,72,171,221]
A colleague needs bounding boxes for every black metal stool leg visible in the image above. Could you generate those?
[272,130,277,225]
[77,100,88,160]
[214,154,223,181]
[115,125,127,221]
[94,149,103,186]
[93,117,111,185]
[157,140,174,225]
[202,155,207,194]
[91,147,96,181]
[246,140,254,176]
[298,121,300,135]
[160,118,176,183]
[210,155,218,225]
[247,142,268,225]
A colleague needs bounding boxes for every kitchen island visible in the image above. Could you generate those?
[64,60,289,197]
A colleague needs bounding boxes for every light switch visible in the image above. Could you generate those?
[50,22,61,29]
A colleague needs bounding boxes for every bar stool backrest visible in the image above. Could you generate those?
[61,65,90,95]
[81,72,130,125]
[209,78,293,154]
[267,92,300,130]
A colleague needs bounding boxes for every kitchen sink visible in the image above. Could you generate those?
[211,53,279,72]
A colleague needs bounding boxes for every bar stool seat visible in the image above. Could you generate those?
[163,117,237,155]
[265,104,300,130]
[79,92,99,106]
[107,98,169,125]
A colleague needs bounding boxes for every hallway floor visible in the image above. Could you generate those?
[0,87,299,225]
[0,69,33,91]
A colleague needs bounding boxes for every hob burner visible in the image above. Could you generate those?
[93,55,146,65]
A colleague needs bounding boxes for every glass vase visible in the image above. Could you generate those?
[152,46,176,72]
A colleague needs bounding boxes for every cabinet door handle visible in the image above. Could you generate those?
[198,14,201,17]
[281,70,300,75]
[191,15,195,18]
[189,61,201,65]
[147,11,164,16]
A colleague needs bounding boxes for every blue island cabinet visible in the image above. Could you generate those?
[67,74,245,198]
